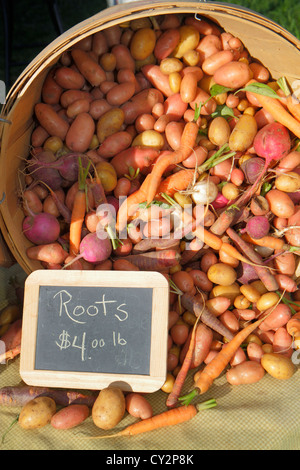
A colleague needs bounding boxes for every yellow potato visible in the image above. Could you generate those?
[256,292,280,311]
[130,28,156,60]
[210,283,240,304]
[207,263,237,286]
[92,387,125,430]
[275,172,300,193]
[96,108,125,143]
[261,353,295,380]
[18,397,56,430]
[0,304,21,326]
[160,58,184,75]
[208,117,231,146]
[132,130,165,149]
[172,25,200,59]
[229,115,258,152]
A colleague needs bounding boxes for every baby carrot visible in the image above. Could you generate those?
[146,121,199,204]
[116,174,151,233]
[166,312,202,408]
[179,314,272,403]
[246,79,300,138]
[90,400,217,438]
[69,157,91,256]
[241,233,286,251]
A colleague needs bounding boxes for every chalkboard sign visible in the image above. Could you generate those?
[20,270,169,392]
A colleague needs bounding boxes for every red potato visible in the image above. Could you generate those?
[219,310,240,334]
[229,347,247,367]
[121,88,164,124]
[265,189,295,218]
[135,113,156,132]
[103,25,122,48]
[34,103,69,140]
[106,81,136,106]
[172,270,194,293]
[31,126,50,147]
[23,189,43,215]
[54,67,85,90]
[196,34,222,64]
[165,121,185,150]
[213,61,252,89]
[170,322,189,346]
[89,99,112,120]
[51,404,89,429]
[97,131,132,159]
[110,147,159,177]
[41,68,63,105]
[143,217,173,239]
[202,50,234,76]
[71,49,106,86]
[154,29,181,60]
[26,243,68,264]
[125,393,153,420]
[190,88,217,115]
[113,258,140,271]
[180,72,198,103]
[60,89,92,108]
[141,64,173,97]
[65,112,95,153]
[205,297,231,317]
[272,327,293,357]
[247,342,264,363]
[188,269,213,292]
[66,98,90,118]
[111,44,135,72]
[226,361,265,385]
[249,62,270,82]
[285,206,300,246]
[92,31,109,56]
[259,303,292,331]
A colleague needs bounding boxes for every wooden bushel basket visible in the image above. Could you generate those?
[0,0,300,274]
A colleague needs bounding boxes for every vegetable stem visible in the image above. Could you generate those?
[196,398,217,411]
[178,389,199,406]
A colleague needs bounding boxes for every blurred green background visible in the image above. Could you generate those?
[0,0,299,89]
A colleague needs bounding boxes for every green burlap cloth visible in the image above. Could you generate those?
[0,265,299,450]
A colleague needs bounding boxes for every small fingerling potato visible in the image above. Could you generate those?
[51,404,90,429]
[92,387,125,430]
[18,397,56,430]
[125,393,153,419]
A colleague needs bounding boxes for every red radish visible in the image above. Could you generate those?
[22,211,60,245]
[30,153,90,183]
[245,215,270,239]
[253,122,291,162]
[240,157,265,184]
[65,231,112,266]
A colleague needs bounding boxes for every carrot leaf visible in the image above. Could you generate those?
[209,84,233,97]
[236,82,281,99]
[211,104,235,120]
[194,103,202,122]
[276,76,290,97]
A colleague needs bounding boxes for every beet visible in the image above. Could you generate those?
[22,212,60,245]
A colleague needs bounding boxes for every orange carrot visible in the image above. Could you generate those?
[246,80,300,138]
[90,400,216,438]
[146,121,199,204]
[277,76,300,122]
[69,157,91,256]
[241,233,286,251]
[156,169,196,199]
[193,226,223,251]
[166,312,202,408]
[179,314,271,402]
[116,174,151,232]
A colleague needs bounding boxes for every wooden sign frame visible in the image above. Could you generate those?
[20,270,169,393]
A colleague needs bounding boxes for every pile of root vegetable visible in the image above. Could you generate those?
[4,12,300,435]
